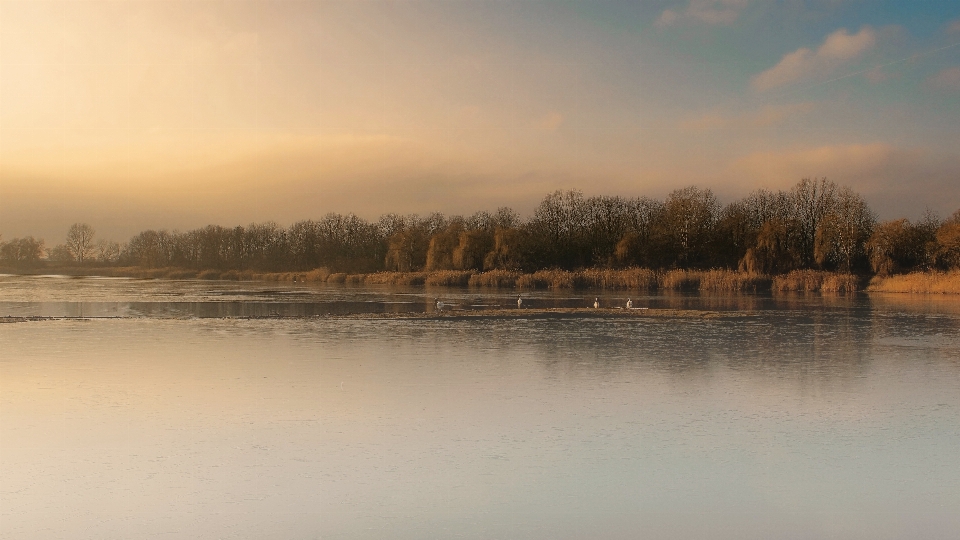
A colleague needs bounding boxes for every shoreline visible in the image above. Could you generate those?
[1,308,734,324]
[2,266,959,294]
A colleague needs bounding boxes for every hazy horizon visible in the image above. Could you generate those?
[2,1,959,243]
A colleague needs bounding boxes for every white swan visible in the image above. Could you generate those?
[517,295,523,308]
[435,298,444,312]
[626,298,633,309]
[593,297,599,309]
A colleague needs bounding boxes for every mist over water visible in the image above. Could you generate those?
[1,276,959,539]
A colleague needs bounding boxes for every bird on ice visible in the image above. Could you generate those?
[517,295,523,308]
[626,298,633,309]
[435,298,444,312]
[593,298,600,309]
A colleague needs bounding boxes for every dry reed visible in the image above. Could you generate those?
[867,271,960,294]
[303,268,331,282]
[517,269,574,289]
[515,271,548,289]
[425,270,473,286]
[611,267,659,290]
[362,272,428,286]
[468,270,519,288]
[326,273,347,284]
[660,270,700,291]
[697,270,772,292]
[773,270,860,293]
[7,264,891,295]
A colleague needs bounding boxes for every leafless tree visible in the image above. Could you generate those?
[66,223,95,263]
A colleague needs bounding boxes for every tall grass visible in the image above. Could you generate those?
[12,264,884,295]
[345,274,366,285]
[867,271,960,294]
[656,269,772,292]
[362,272,428,286]
[576,268,659,290]
[425,271,472,286]
[303,268,331,282]
[772,270,860,293]
[468,270,519,288]
[512,268,660,290]
[697,270,772,292]
[659,270,699,291]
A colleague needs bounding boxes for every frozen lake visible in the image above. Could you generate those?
[1,275,959,538]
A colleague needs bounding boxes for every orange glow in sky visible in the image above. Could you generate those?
[1,1,959,242]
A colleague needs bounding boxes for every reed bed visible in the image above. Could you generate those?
[424,270,472,286]
[515,272,548,289]
[362,272,428,286]
[772,270,860,293]
[468,270,519,288]
[514,269,572,289]
[659,270,700,291]
[576,268,660,290]
[97,266,200,279]
[9,264,881,295]
[248,271,299,282]
[345,274,366,285]
[867,271,960,294]
[303,268,332,282]
[612,267,660,290]
[695,270,772,292]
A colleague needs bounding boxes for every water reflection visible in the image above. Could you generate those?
[2,277,960,539]
[6,274,956,320]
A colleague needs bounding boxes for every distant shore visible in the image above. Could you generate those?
[1,308,736,325]
[3,265,959,294]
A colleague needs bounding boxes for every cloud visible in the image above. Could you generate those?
[752,26,877,91]
[948,19,960,34]
[656,0,749,27]
[928,66,960,90]
[679,103,816,132]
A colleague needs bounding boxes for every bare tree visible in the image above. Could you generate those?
[656,186,720,268]
[95,239,121,263]
[814,187,874,272]
[791,178,837,267]
[935,209,960,270]
[0,237,46,266]
[66,223,95,263]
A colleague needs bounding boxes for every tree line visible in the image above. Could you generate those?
[2,178,959,276]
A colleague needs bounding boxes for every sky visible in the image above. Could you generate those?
[1,0,959,243]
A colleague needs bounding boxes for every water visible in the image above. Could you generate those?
[1,276,959,539]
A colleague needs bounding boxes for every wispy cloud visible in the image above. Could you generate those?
[656,0,748,27]
[752,26,877,91]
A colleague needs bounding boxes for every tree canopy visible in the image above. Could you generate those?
[3,179,958,276]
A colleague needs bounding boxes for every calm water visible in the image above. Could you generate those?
[1,276,959,539]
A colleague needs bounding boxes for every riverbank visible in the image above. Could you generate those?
[0,308,732,324]
[4,265,959,294]
[0,265,848,292]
